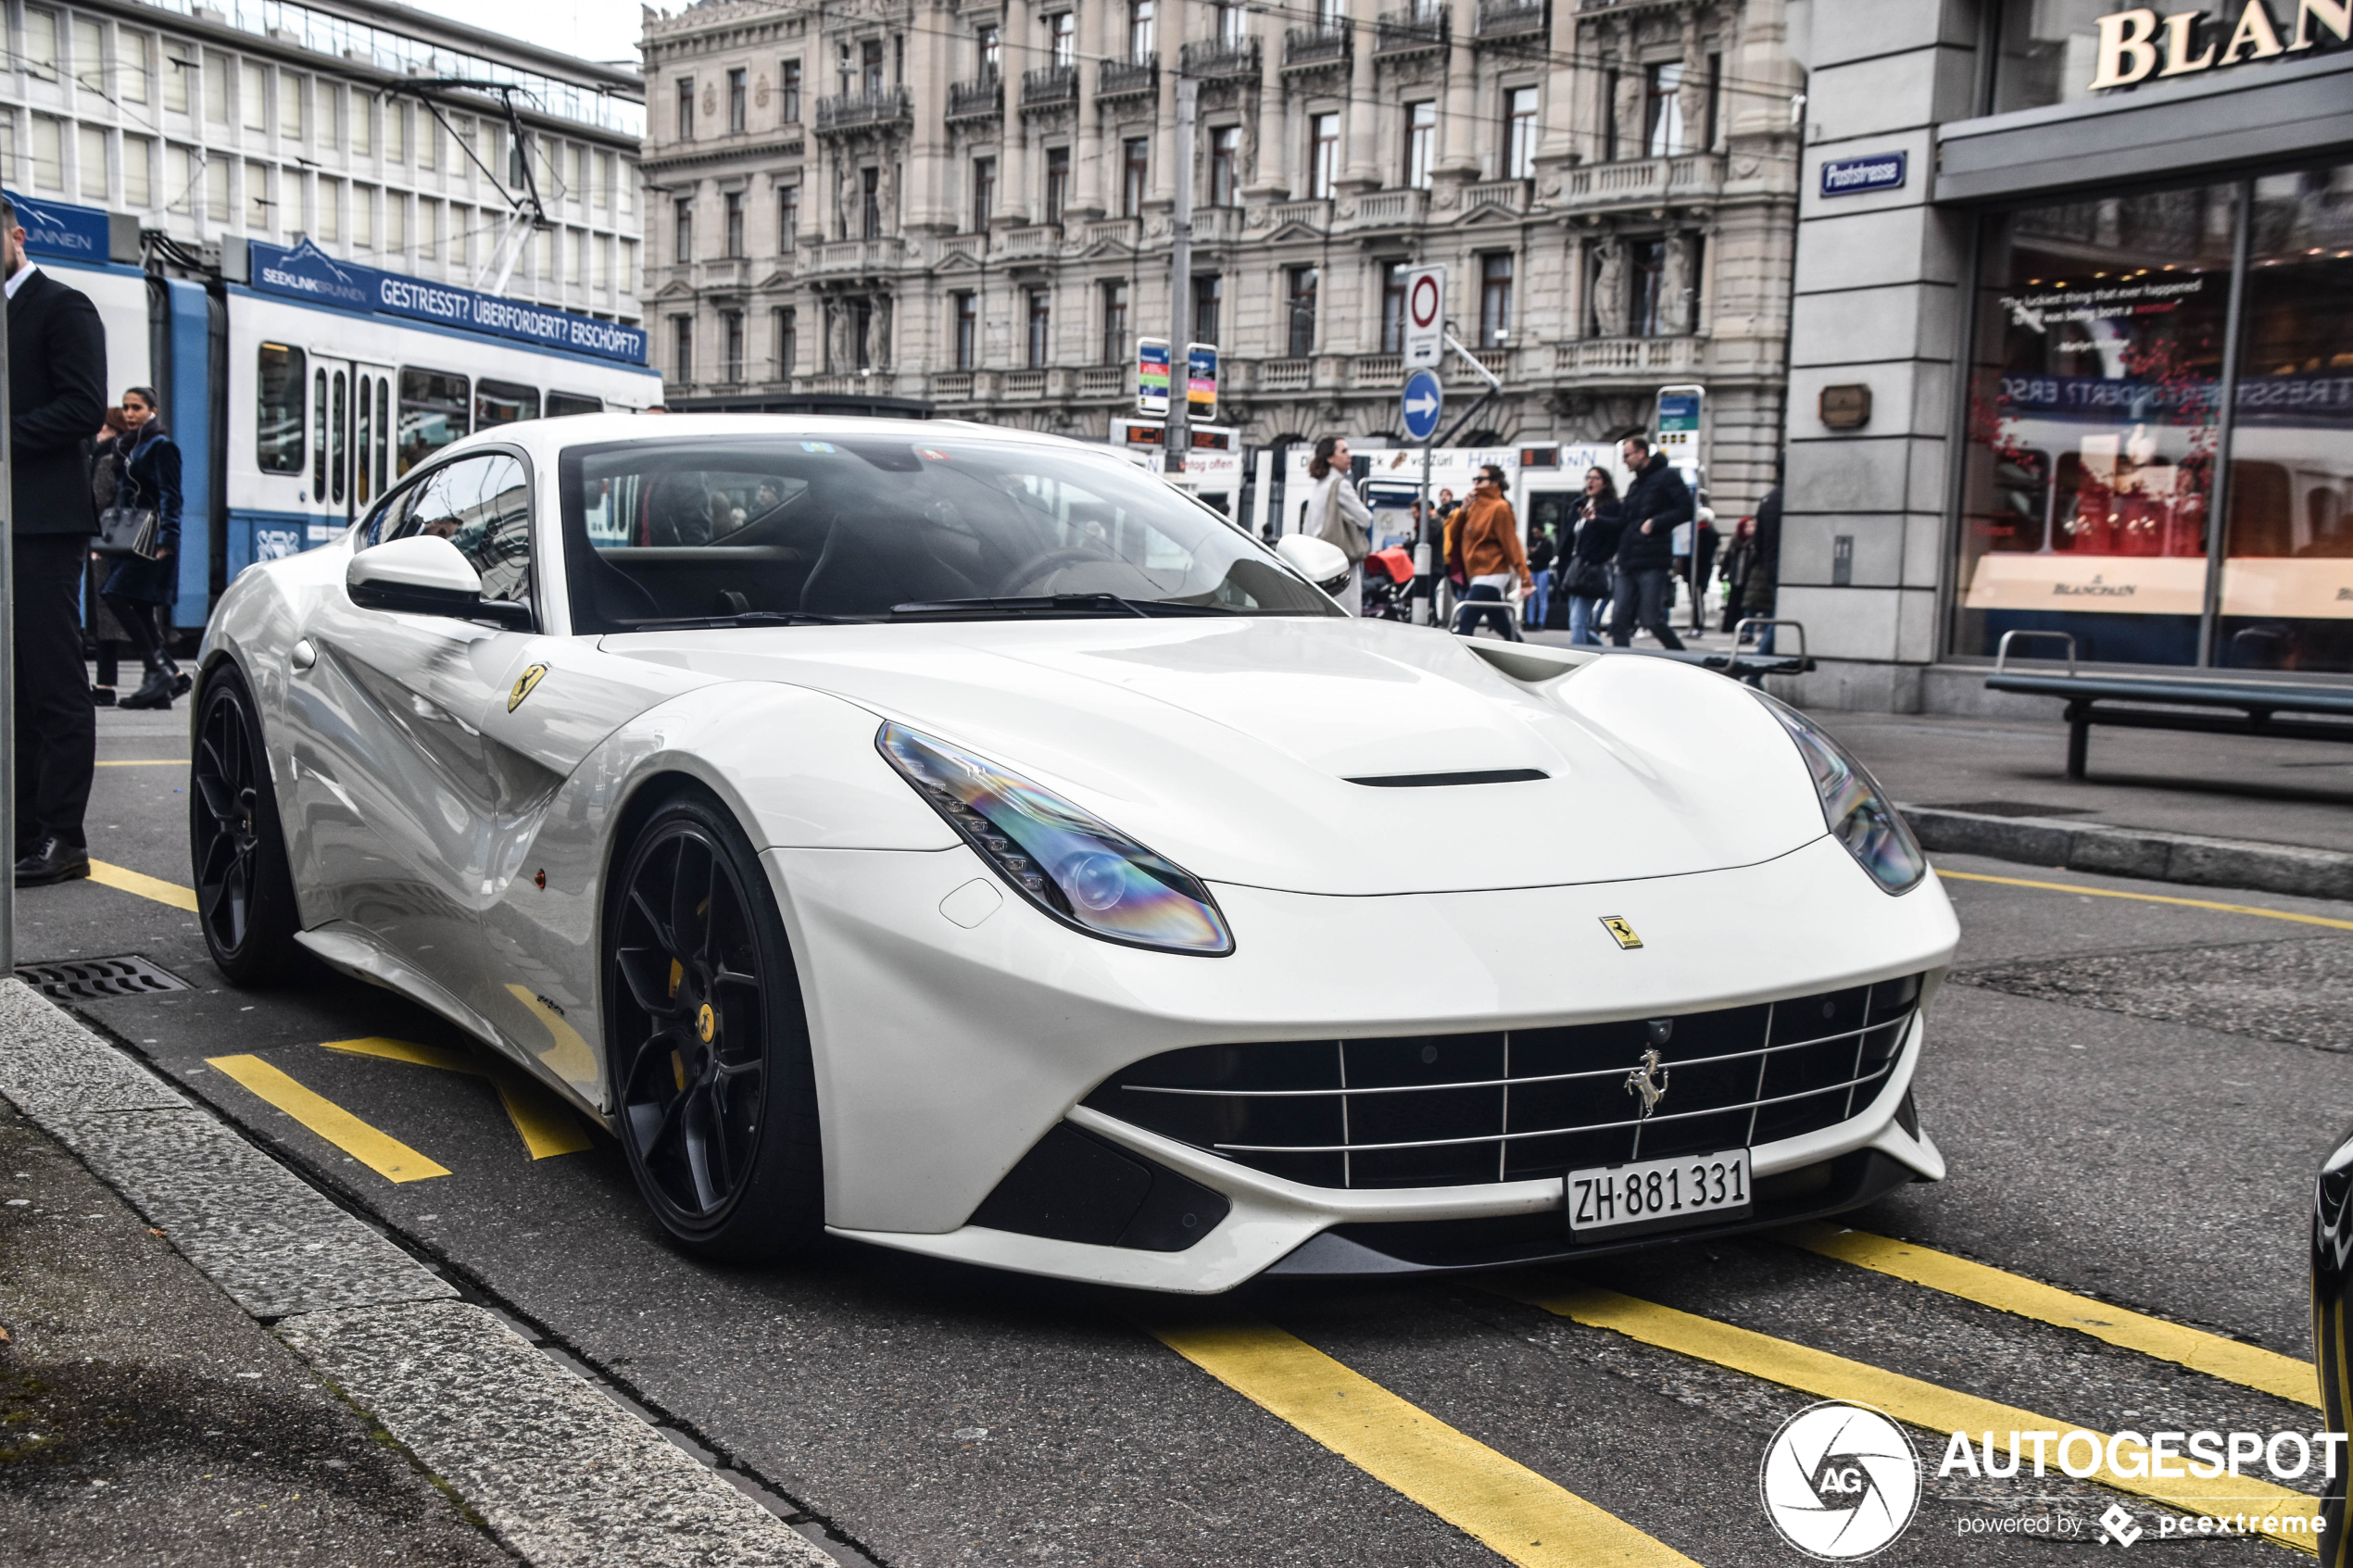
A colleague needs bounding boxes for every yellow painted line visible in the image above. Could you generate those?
[321,1036,591,1160]
[1146,1315,1698,1568]
[1508,1284,2321,1554]
[88,860,198,911]
[204,1054,449,1183]
[1936,869,2353,933]
[96,758,189,766]
[1784,1223,2319,1409]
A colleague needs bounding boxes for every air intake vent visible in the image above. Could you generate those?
[18,955,195,1001]
[1346,768,1550,787]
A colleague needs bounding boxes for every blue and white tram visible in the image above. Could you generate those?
[7,194,660,633]
[223,238,660,596]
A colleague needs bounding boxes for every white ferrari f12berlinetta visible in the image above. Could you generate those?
[195,415,1957,1291]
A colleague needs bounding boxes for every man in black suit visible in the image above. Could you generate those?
[5,194,107,885]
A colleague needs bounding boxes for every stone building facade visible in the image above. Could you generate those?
[642,0,1803,515]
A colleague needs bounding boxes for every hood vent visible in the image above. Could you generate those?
[1346,768,1550,788]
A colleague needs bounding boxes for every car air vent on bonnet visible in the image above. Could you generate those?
[1345,768,1550,787]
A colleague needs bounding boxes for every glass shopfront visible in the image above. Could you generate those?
[1951,159,2353,672]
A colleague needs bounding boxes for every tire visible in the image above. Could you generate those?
[606,791,824,1261]
[189,663,306,985]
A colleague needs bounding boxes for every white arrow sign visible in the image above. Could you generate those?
[1404,389,1438,416]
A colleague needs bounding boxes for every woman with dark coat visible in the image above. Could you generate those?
[102,387,188,710]
[1562,467,1625,646]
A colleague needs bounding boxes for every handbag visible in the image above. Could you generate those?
[1565,556,1613,598]
[95,505,159,558]
[1315,476,1368,567]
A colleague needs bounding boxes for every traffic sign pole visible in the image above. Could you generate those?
[1164,76,1197,476]
[1401,368,1442,629]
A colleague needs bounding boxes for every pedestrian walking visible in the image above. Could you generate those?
[1561,467,1624,646]
[1306,434,1371,615]
[1719,514,1756,633]
[1449,464,1529,641]
[86,406,131,707]
[1609,434,1691,652]
[101,387,188,710]
[5,193,108,887]
[1745,479,1784,652]
[1523,518,1555,633]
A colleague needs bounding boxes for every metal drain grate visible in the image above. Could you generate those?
[17,955,195,1000]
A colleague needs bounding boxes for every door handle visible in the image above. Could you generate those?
[292,638,317,672]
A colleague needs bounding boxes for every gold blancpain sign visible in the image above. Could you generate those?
[2087,3,2348,91]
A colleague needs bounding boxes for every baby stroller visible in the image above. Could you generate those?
[1361,546,1416,621]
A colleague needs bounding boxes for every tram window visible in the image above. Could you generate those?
[257,343,306,473]
[475,378,540,429]
[398,367,470,475]
[547,391,603,418]
[311,369,327,496]
[330,371,347,505]
[375,378,391,495]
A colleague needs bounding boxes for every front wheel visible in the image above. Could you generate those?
[189,665,305,985]
[607,793,824,1260]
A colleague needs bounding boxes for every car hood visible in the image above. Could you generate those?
[607,618,1832,897]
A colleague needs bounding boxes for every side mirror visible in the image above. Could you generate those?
[346,535,532,630]
[1275,533,1353,596]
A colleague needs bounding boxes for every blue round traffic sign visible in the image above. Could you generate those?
[1401,369,1442,443]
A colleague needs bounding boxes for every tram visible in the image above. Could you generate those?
[7,192,661,633]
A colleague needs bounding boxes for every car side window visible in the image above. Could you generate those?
[391,454,533,608]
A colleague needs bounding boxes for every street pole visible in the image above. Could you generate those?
[1416,439,1432,626]
[1,260,14,974]
[1164,74,1195,480]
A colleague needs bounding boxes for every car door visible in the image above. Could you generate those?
[284,448,559,1021]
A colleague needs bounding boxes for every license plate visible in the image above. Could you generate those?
[1567,1148,1751,1237]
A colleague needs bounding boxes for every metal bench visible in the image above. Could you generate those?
[1985,631,2353,779]
[1614,619,1816,687]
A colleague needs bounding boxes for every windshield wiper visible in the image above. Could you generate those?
[889,594,1235,620]
[624,609,874,630]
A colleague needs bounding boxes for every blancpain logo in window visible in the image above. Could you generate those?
[2054,574,2136,597]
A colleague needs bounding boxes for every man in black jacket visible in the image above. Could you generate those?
[1609,434,1689,651]
[5,194,107,885]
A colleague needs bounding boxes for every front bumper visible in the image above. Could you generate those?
[770,832,1957,1292]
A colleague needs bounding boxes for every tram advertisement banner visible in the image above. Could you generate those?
[248,238,648,367]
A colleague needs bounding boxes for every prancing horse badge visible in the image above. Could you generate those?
[1600,916,1642,949]
[508,663,548,712]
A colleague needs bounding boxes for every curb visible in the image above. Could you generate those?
[1901,805,2353,904]
[0,979,837,1568]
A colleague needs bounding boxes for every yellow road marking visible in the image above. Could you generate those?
[204,1054,449,1183]
[88,860,198,911]
[321,1036,590,1160]
[1936,869,2353,934]
[1508,1283,2321,1553]
[95,759,189,766]
[1785,1223,2318,1409]
[1146,1315,1698,1568]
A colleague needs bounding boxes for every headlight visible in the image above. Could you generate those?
[1755,694,1927,895]
[877,721,1234,955]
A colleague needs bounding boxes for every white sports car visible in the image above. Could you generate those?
[195,414,1957,1292]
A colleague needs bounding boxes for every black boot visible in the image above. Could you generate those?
[15,836,90,886]
[119,668,174,709]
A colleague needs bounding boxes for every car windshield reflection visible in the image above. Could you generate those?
[557,435,1338,632]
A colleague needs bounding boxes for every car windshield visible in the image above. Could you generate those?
[557,434,1339,631]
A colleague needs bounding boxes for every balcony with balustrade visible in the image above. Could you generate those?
[1098,54,1158,99]
[805,239,906,276]
[1343,188,1429,231]
[1445,345,1513,383]
[1077,365,1126,398]
[1554,335,1705,374]
[1558,152,1727,211]
[813,87,911,135]
[1084,217,1142,250]
[1179,36,1261,79]
[1021,64,1078,109]
[1474,0,1547,39]
[947,75,1002,124]
[1003,369,1050,398]
[1283,22,1351,70]
[1189,207,1245,244]
[1376,6,1447,52]
[998,224,1063,258]
[1257,358,1315,392]
[1269,198,1332,233]
[1461,179,1529,216]
[1350,355,1403,388]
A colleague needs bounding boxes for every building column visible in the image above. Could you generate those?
[1075,0,1106,217]
[1246,2,1288,196]
[1150,0,1179,207]
[1000,0,1034,223]
[1538,0,1579,162]
[1341,0,1378,186]
[908,0,953,232]
[1437,0,1478,177]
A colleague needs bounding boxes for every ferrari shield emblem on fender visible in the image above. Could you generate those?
[508,663,548,712]
[1600,916,1642,949]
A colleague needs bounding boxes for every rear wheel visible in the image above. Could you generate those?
[607,793,823,1260]
[189,665,305,985]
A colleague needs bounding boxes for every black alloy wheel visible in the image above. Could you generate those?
[609,794,822,1259]
[190,665,304,984]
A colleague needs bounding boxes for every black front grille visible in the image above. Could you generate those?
[1080,974,1924,1189]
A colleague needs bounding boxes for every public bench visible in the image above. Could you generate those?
[1617,619,1816,688]
[1984,631,2353,779]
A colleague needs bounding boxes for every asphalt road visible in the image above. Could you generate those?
[19,702,2351,1565]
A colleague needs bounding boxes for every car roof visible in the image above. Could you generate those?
[435,411,1108,464]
